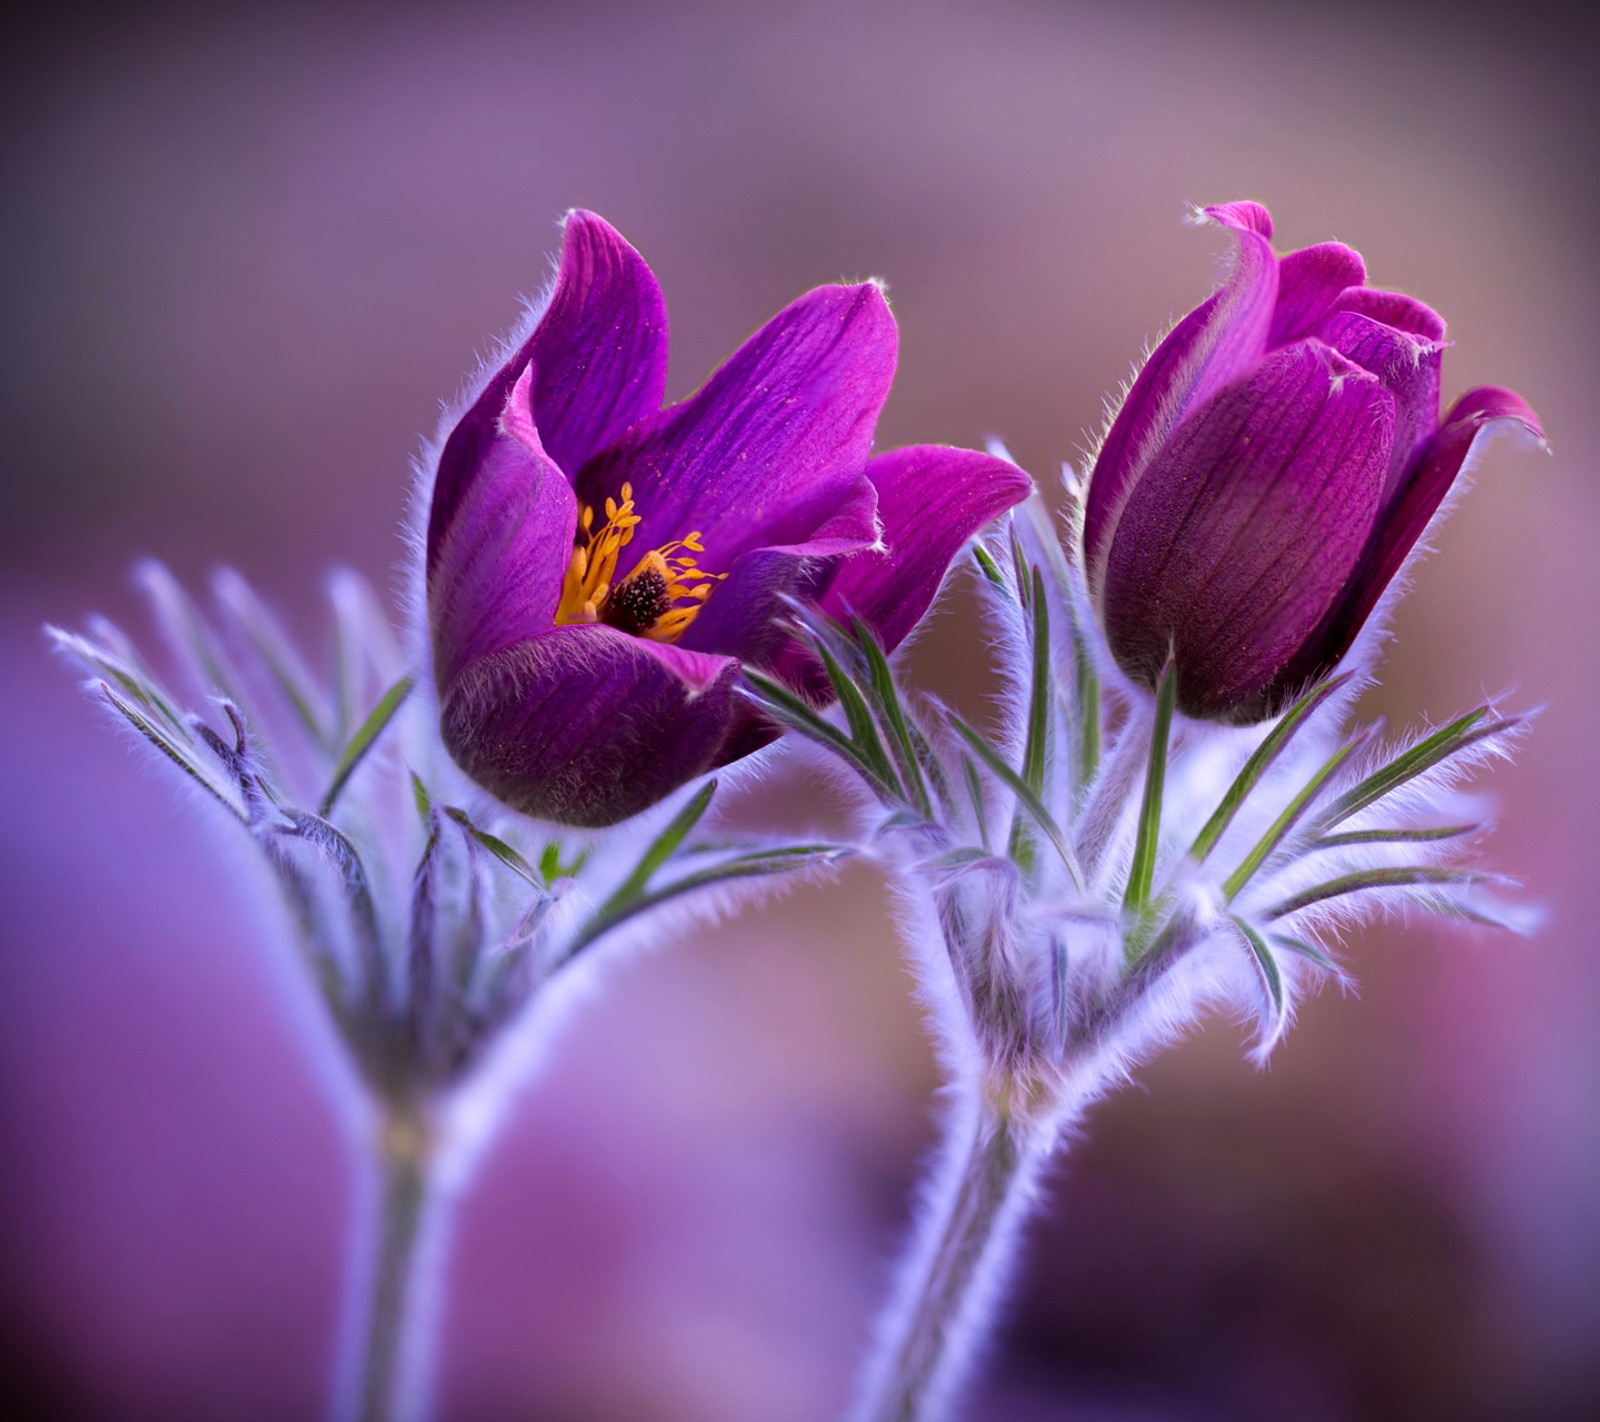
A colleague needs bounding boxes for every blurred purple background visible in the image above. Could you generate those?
[3,2,1596,1418]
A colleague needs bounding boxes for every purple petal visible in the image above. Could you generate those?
[1100,341,1395,720]
[576,282,896,576]
[1205,201,1274,240]
[522,210,669,478]
[1268,242,1366,347]
[1084,202,1281,588]
[678,478,879,668]
[819,445,1033,652]
[1271,385,1543,695]
[427,410,576,693]
[1317,308,1443,497]
[439,625,740,827]
[1330,286,1446,343]
[426,211,664,592]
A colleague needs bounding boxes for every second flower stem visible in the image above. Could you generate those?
[352,1108,435,1422]
[852,1099,1056,1422]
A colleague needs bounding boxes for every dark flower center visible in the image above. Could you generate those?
[603,567,673,636]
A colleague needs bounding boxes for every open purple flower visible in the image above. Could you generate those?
[426,211,1029,827]
[1082,200,1543,722]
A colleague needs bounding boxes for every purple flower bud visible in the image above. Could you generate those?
[1083,200,1543,722]
[426,212,1029,827]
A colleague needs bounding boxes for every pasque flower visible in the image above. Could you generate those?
[426,211,1029,827]
[1082,200,1542,721]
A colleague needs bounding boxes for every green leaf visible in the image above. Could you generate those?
[1222,733,1367,902]
[99,681,249,821]
[1265,865,1488,921]
[948,714,1085,891]
[742,669,899,800]
[851,618,932,818]
[1268,932,1347,979]
[410,771,433,828]
[595,779,718,920]
[444,807,543,888]
[1010,528,1033,607]
[51,625,190,736]
[1316,707,1517,830]
[971,542,1006,586]
[1189,673,1350,863]
[1070,625,1101,800]
[814,640,903,798]
[1229,914,1286,1049]
[538,842,588,883]
[1007,565,1053,870]
[1311,823,1481,850]
[1123,656,1176,917]
[318,674,414,817]
[571,844,847,955]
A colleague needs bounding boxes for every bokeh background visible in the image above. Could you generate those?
[3,1,1596,1418]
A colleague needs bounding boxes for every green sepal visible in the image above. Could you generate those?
[948,713,1085,891]
[1265,865,1489,921]
[1316,706,1518,830]
[319,673,415,817]
[1123,656,1176,917]
[1221,731,1368,902]
[1189,673,1350,863]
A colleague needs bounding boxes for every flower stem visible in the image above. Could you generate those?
[851,1099,1056,1422]
[348,1107,437,1422]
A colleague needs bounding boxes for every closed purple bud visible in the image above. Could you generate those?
[425,212,1029,826]
[1083,201,1542,722]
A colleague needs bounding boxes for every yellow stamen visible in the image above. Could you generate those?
[556,485,725,643]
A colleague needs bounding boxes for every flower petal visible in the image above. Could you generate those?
[1270,385,1544,695]
[678,478,880,668]
[1100,341,1394,720]
[819,445,1033,652]
[1317,308,1443,497]
[1331,286,1446,343]
[575,282,897,573]
[1084,201,1280,589]
[427,413,576,693]
[425,211,664,597]
[439,625,740,827]
[1268,241,1366,347]
[523,210,670,477]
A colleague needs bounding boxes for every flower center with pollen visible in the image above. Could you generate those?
[555,483,724,643]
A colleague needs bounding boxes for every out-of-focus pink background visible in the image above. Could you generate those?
[3,2,1594,1418]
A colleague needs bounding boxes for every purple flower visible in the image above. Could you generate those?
[1082,200,1543,722]
[426,212,1029,827]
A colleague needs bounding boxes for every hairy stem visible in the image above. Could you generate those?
[344,1107,439,1422]
[851,1099,1059,1422]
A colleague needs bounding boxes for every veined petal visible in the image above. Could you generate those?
[1318,308,1443,496]
[740,446,1030,701]
[426,211,664,585]
[1331,286,1446,343]
[678,478,880,667]
[1084,201,1280,589]
[820,445,1033,652]
[576,282,898,571]
[439,625,739,827]
[428,419,577,692]
[524,210,669,477]
[1270,385,1543,696]
[1268,241,1366,347]
[1101,341,1394,720]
